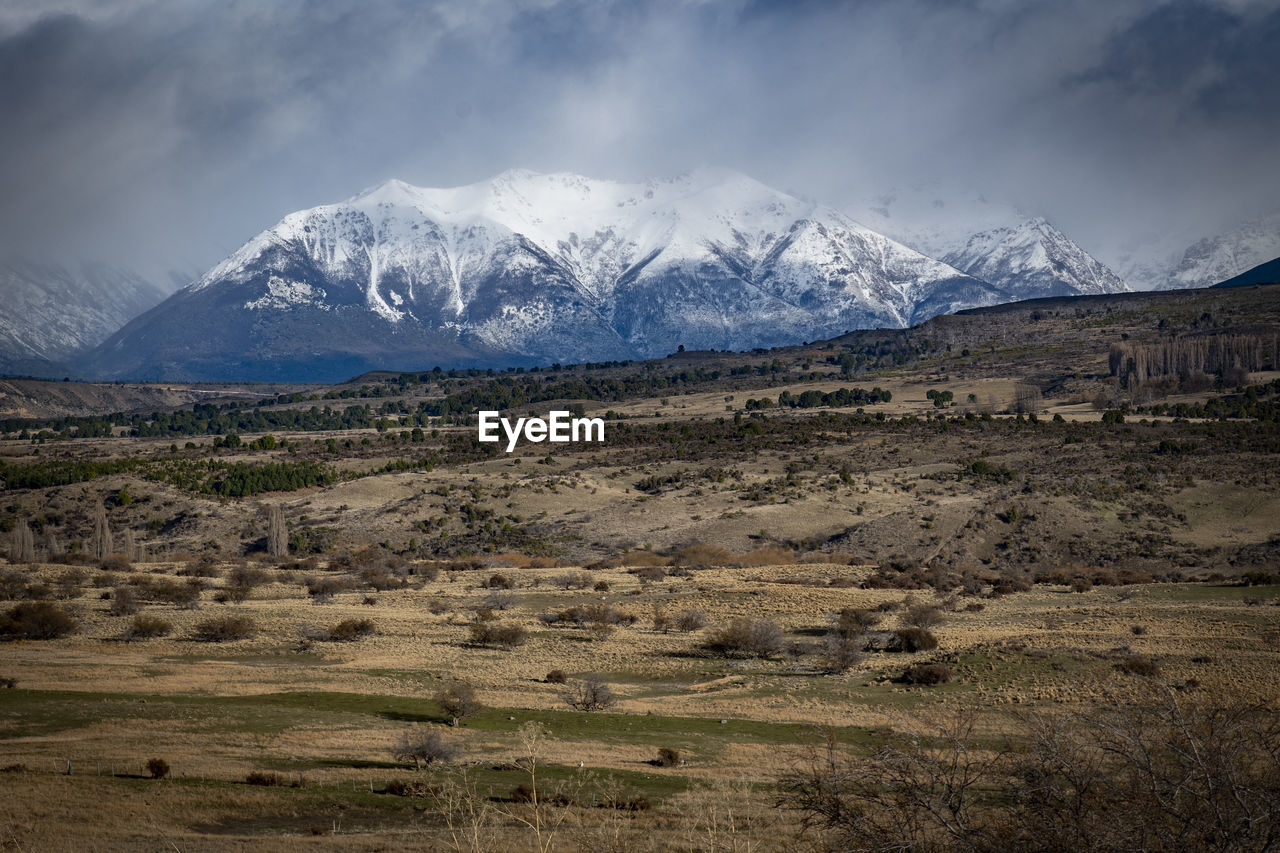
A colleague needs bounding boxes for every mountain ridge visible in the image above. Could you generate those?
[84,170,1011,382]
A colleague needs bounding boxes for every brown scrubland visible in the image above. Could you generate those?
[2,284,1279,850]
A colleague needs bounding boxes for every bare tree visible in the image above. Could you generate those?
[498,721,585,853]
[393,726,460,769]
[120,528,138,563]
[44,532,62,561]
[565,675,616,711]
[92,505,113,561]
[436,766,498,853]
[9,520,35,564]
[1013,382,1042,414]
[266,504,288,558]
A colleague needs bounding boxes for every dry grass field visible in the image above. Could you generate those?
[2,555,1277,850]
[3,285,1279,850]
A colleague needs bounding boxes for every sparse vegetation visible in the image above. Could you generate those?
[192,614,256,642]
[392,726,460,768]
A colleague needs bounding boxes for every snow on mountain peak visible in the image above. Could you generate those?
[92,169,1010,381]
[943,216,1130,299]
[1165,212,1280,290]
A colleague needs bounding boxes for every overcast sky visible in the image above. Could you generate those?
[1,0,1277,283]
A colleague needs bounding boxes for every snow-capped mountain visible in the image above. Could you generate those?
[1165,212,1280,291]
[84,170,1007,382]
[0,260,170,377]
[942,218,1131,300]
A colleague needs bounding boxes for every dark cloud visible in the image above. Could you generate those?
[0,0,1276,283]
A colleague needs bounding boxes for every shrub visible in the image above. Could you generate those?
[902,602,945,630]
[147,579,201,609]
[434,682,482,725]
[360,565,406,591]
[671,544,734,568]
[656,747,682,768]
[606,795,652,812]
[540,603,636,629]
[485,573,514,590]
[192,615,256,642]
[468,621,528,647]
[587,621,615,641]
[0,571,26,601]
[482,590,517,611]
[1116,655,1161,677]
[328,618,375,641]
[385,779,441,797]
[110,586,139,616]
[835,607,880,636]
[619,549,670,568]
[146,758,170,779]
[0,602,78,640]
[125,614,172,640]
[565,675,616,711]
[893,627,939,652]
[673,609,708,632]
[393,727,460,768]
[734,546,796,566]
[822,632,865,673]
[555,571,595,590]
[901,663,953,685]
[545,669,568,684]
[632,565,667,582]
[703,617,785,658]
[593,580,611,592]
[245,771,285,786]
[305,577,352,602]
[780,691,1280,853]
[99,554,132,572]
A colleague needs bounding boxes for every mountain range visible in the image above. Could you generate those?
[81,170,1130,382]
[6,169,1269,383]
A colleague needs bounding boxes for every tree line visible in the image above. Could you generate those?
[1109,333,1278,388]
